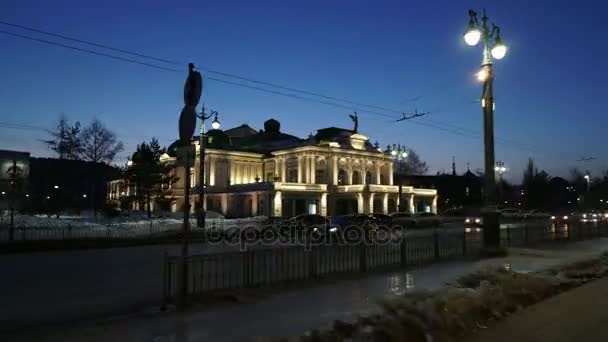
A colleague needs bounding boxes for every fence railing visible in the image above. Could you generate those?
[163,220,608,303]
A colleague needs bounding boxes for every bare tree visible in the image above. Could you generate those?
[43,115,82,159]
[80,118,124,164]
[394,148,429,175]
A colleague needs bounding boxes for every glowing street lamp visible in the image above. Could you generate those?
[463,9,508,250]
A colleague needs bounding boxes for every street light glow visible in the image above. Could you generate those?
[390,150,397,156]
[464,29,481,46]
[491,43,507,59]
[54,185,59,189]
[476,68,489,82]
[401,151,408,158]
[211,113,221,130]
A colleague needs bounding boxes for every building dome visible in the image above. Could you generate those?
[264,118,280,134]
[206,129,232,148]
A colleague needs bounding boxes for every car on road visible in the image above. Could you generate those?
[518,209,551,220]
[390,212,416,229]
[289,214,337,236]
[330,214,378,233]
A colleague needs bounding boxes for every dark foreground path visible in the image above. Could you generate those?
[465,276,608,342]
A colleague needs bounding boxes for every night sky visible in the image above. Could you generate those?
[1,0,607,182]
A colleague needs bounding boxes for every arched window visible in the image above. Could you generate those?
[380,174,386,185]
[365,171,373,184]
[352,170,362,184]
[338,169,347,185]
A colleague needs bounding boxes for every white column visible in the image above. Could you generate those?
[297,155,303,183]
[346,159,353,185]
[357,193,364,214]
[409,194,415,213]
[388,162,394,185]
[368,193,375,214]
[229,160,235,185]
[221,193,228,215]
[274,159,279,179]
[432,195,438,214]
[375,162,381,185]
[332,156,338,185]
[209,155,215,186]
[382,193,389,214]
[273,191,282,217]
[281,157,286,182]
[320,192,327,216]
[252,192,258,216]
[310,155,316,184]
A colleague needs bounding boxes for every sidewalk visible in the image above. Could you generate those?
[2,238,608,342]
[464,276,608,342]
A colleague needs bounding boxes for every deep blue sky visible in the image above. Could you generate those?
[1,0,607,182]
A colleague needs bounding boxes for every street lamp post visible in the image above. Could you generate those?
[463,9,508,251]
[196,107,220,230]
[495,161,507,201]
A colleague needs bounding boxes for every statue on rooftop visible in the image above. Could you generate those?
[349,111,358,133]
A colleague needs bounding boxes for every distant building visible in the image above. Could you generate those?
[394,167,482,212]
[109,118,438,217]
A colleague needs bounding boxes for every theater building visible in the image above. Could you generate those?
[109,118,437,217]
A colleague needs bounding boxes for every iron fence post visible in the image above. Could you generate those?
[400,235,407,267]
[359,242,367,272]
[433,230,440,260]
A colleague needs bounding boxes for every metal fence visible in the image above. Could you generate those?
[163,220,608,303]
[163,229,471,302]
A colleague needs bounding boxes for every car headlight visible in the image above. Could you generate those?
[465,228,471,233]
[475,228,481,232]
[474,218,481,224]
[551,216,556,220]
[465,218,471,223]
[313,227,319,232]
[562,216,569,220]
[329,227,338,233]
[583,214,587,219]
[581,219,588,223]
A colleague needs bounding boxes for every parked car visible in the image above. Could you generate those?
[371,213,392,229]
[390,212,416,229]
[518,209,551,220]
[498,208,522,219]
[289,214,336,236]
[330,214,377,233]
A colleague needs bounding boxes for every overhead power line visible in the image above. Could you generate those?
[0,21,544,155]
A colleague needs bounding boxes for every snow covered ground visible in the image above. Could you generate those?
[0,212,267,241]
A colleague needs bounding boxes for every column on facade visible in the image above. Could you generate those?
[432,195,438,214]
[409,194,415,213]
[388,162,394,185]
[375,162,381,185]
[310,154,316,184]
[297,155,303,183]
[382,193,389,214]
[368,193,375,214]
[220,193,228,216]
[252,192,258,216]
[332,156,338,185]
[229,160,235,185]
[357,193,364,214]
[281,157,286,182]
[274,158,279,180]
[208,155,215,186]
[320,192,327,216]
[273,191,282,217]
[346,158,353,185]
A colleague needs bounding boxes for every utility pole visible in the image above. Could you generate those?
[196,106,220,230]
[463,9,508,252]
[8,156,17,241]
